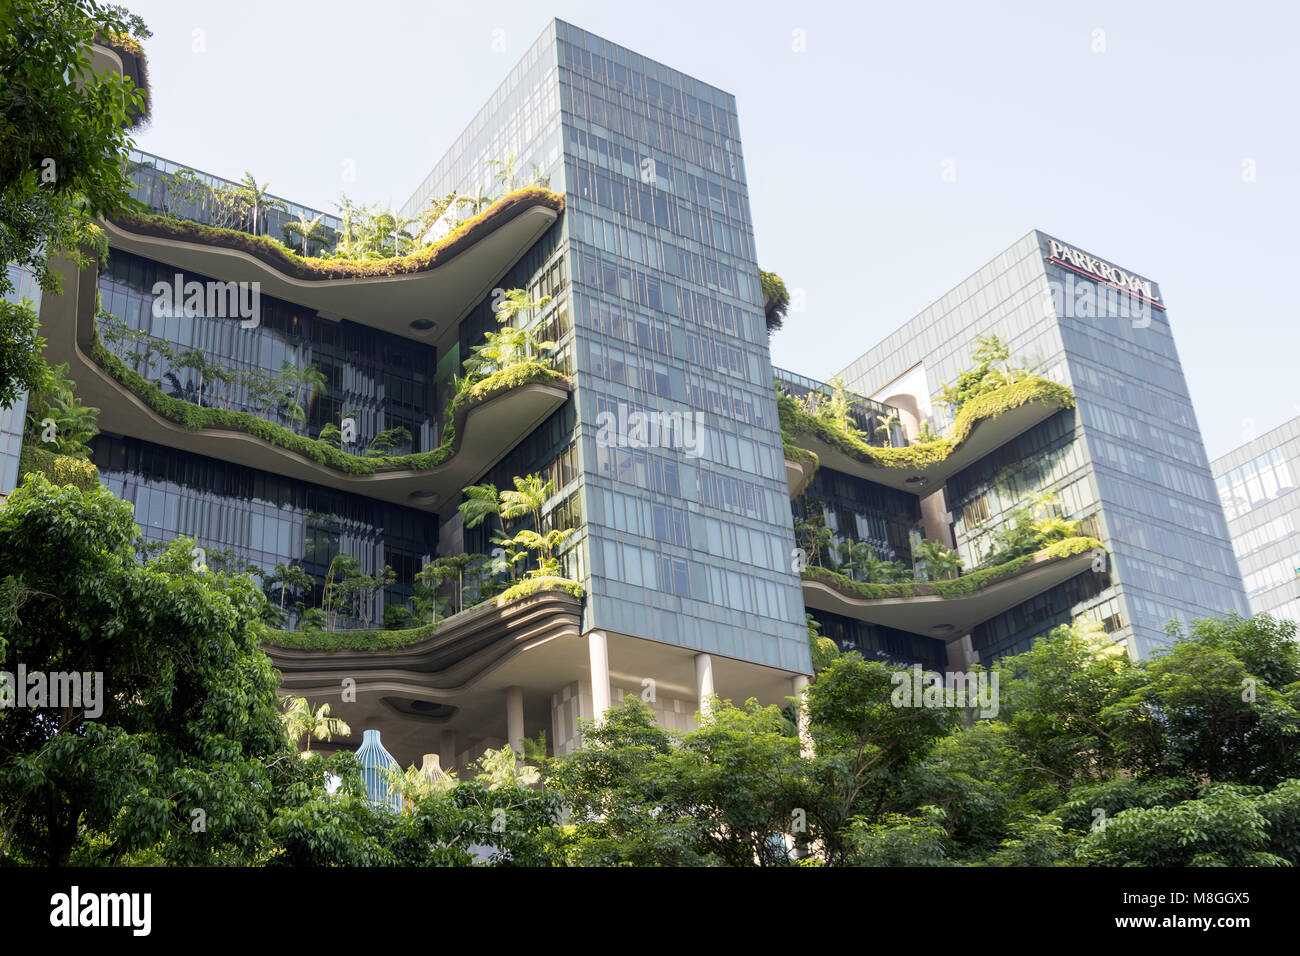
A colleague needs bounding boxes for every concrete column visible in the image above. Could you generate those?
[438,729,456,773]
[694,653,715,721]
[506,685,524,754]
[792,675,813,759]
[588,630,611,721]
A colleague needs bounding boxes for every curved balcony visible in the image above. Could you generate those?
[101,189,563,345]
[90,38,151,126]
[38,255,570,512]
[781,378,1075,495]
[801,537,1103,639]
[267,584,585,762]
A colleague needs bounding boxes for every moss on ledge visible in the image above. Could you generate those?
[779,377,1075,473]
[801,536,1102,601]
[17,446,100,492]
[89,331,567,477]
[263,578,584,652]
[108,188,564,280]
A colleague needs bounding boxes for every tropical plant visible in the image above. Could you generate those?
[284,210,327,256]
[23,361,99,457]
[914,538,963,581]
[934,334,1032,412]
[280,696,352,755]
[233,171,288,236]
[278,358,327,433]
[265,562,315,616]
[795,510,832,567]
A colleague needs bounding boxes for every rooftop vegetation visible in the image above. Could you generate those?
[779,335,1074,475]
[779,375,1073,472]
[263,577,584,653]
[802,535,1102,602]
[760,269,789,333]
[87,291,567,476]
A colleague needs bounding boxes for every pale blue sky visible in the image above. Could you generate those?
[123,0,1298,459]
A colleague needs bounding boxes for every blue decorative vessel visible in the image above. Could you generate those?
[356,729,402,812]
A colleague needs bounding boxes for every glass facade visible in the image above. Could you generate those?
[126,150,341,256]
[98,250,439,454]
[1212,417,1300,625]
[405,20,809,672]
[840,230,1248,659]
[91,434,437,625]
[816,609,947,670]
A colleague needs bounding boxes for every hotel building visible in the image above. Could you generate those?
[7,20,1251,767]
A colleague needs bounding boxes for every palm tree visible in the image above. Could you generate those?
[415,553,477,616]
[279,358,327,433]
[284,211,327,256]
[371,208,420,257]
[235,171,288,236]
[458,482,501,531]
[873,411,902,447]
[265,563,315,615]
[280,696,351,755]
[174,348,219,407]
[488,154,520,192]
[821,376,865,441]
[457,181,497,216]
[500,474,553,537]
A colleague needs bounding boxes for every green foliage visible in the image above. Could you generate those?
[1073,783,1290,867]
[807,613,840,671]
[495,576,584,604]
[0,299,47,410]
[759,269,790,332]
[0,474,287,865]
[0,0,146,301]
[23,360,99,457]
[90,328,566,475]
[779,376,1075,473]
[16,445,100,491]
[847,806,951,866]
[934,334,1031,413]
[110,187,564,279]
[262,577,583,651]
[802,536,1102,601]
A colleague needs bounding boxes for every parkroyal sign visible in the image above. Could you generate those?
[1045,239,1162,308]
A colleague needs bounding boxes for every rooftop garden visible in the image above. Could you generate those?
[86,289,568,476]
[802,535,1101,602]
[798,486,1099,601]
[778,335,1074,474]
[263,471,583,650]
[114,153,562,277]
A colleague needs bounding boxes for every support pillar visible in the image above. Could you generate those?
[506,685,524,754]
[588,630,611,720]
[694,653,715,721]
[792,675,813,759]
[438,729,456,773]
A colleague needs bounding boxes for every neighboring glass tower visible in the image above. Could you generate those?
[403,20,808,672]
[1212,417,1300,625]
[839,230,1248,659]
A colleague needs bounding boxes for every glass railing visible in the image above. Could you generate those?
[773,366,905,448]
